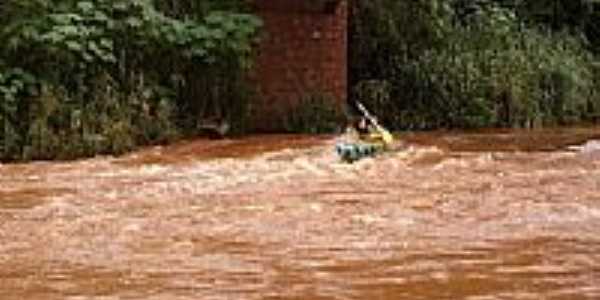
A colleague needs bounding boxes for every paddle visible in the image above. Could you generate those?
[355,101,394,145]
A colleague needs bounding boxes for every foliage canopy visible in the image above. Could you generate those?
[351,0,600,130]
[0,0,261,161]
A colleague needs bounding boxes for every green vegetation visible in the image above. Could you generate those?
[283,93,344,134]
[0,0,260,161]
[351,0,600,130]
[3,0,600,161]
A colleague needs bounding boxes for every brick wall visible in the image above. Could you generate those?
[250,0,348,130]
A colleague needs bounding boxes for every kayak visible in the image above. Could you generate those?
[337,101,394,163]
[335,141,385,163]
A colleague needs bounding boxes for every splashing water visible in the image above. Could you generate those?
[1,128,600,300]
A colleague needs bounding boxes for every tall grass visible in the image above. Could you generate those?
[351,0,600,130]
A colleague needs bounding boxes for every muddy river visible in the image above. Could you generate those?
[1,128,600,299]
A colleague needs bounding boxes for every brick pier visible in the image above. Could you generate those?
[251,0,348,130]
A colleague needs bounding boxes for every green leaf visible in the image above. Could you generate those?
[223,20,238,32]
[66,41,83,52]
[211,29,225,40]
[57,25,80,36]
[88,41,102,55]
[99,38,113,49]
[165,33,177,43]
[77,1,95,13]
[204,40,216,49]
[112,2,128,11]
[82,52,94,62]
[49,14,82,25]
[102,53,117,64]
[7,37,21,50]
[126,17,142,28]
[94,11,109,22]
[171,21,186,33]
[10,80,24,91]
[21,26,40,39]
[205,13,225,25]
[3,95,16,106]
[188,28,208,41]
[20,73,36,84]
[0,86,10,95]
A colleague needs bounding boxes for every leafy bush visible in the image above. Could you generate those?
[283,93,344,134]
[0,68,38,159]
[351,0,600,130]
[0,0,261,161]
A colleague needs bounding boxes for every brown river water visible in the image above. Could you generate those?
[1,128,600,300]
